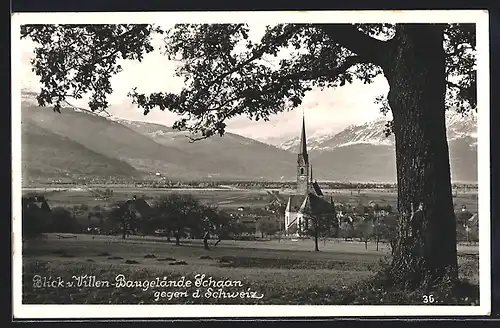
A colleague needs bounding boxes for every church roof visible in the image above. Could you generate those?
[312,181,323,196]
[308,193,336,215]
[286,192,335,215]
[286,194,308,212]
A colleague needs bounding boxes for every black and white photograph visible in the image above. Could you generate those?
[11,10,491,318]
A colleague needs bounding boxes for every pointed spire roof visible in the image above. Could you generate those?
[312,181,324,196]
[299,113,308,162]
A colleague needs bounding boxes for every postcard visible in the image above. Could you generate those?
[11,10,491,318]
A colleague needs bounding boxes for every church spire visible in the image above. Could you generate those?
[296,112,310,195]
[299,112,308,164]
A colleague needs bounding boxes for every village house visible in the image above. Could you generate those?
[119,195,155,219]
[22,195,52,213]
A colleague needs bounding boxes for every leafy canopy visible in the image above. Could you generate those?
[21,23,476,139]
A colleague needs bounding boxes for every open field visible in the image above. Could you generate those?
[22,234,479,305]
[22,186,479,213]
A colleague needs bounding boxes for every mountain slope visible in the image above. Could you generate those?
[22,104,210,179]
[21,91,297,181]
[114,119,297,180]
[21,119,141,182]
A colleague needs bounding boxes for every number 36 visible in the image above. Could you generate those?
[423,295,435,303]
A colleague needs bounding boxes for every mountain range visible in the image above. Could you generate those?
[278,113,478,183]
[20,90,478,184]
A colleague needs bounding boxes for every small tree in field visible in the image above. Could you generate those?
[79,203,89,212]
[152,193,202,246]
[339,218,355,241]
[355,217,374,249]
[198,204,219,250]
[301,198,336,252]
[108,202,135,239]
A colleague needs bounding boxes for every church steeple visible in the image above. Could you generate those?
[296,112,310,195]
[298,113,309,165]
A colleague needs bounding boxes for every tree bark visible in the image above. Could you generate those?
[314,222,319,252]
[175,233,180,246]
[121,221,127,239]
[382,24,458,287]
[203,232,210,250]
[376,224,380,251]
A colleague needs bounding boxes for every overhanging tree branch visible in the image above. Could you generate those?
[316,24,388,66]
[286,55,370,81]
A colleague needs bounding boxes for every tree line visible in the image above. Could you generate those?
[22,193,285,250]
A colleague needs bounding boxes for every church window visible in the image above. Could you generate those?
[300,168,304,175]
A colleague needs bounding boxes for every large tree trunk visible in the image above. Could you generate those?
[383,24,458,287]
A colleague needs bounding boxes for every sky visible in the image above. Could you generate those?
[19,24,391,143]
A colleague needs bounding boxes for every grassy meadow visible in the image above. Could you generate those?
[20,186,480,305]
[22,234,479,305]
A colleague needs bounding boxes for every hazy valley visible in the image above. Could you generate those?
[20,91,478,184]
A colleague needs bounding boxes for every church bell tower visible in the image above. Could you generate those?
[296,114,310,195]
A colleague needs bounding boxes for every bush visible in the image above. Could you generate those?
[338,257,480,305]
[51,207,80,233]
[23,207,51,239]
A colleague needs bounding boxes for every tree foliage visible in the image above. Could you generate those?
[51,207,80,233]
[22,203,52,239]
[107,201,139,239]
[21,23,476,139]
[21,24,161,114]
[150,193,203,245]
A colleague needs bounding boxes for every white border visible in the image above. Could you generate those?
[11,10,491,319]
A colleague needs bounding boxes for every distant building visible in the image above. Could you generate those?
[116,195,154,219]
[22,195,51,213]
[284,115,336,237]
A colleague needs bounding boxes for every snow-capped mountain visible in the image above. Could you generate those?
[280,111,477,152]
[279,130,338,152]
[277,111,478,183]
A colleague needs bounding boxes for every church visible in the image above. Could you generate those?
[284,115,337,237]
